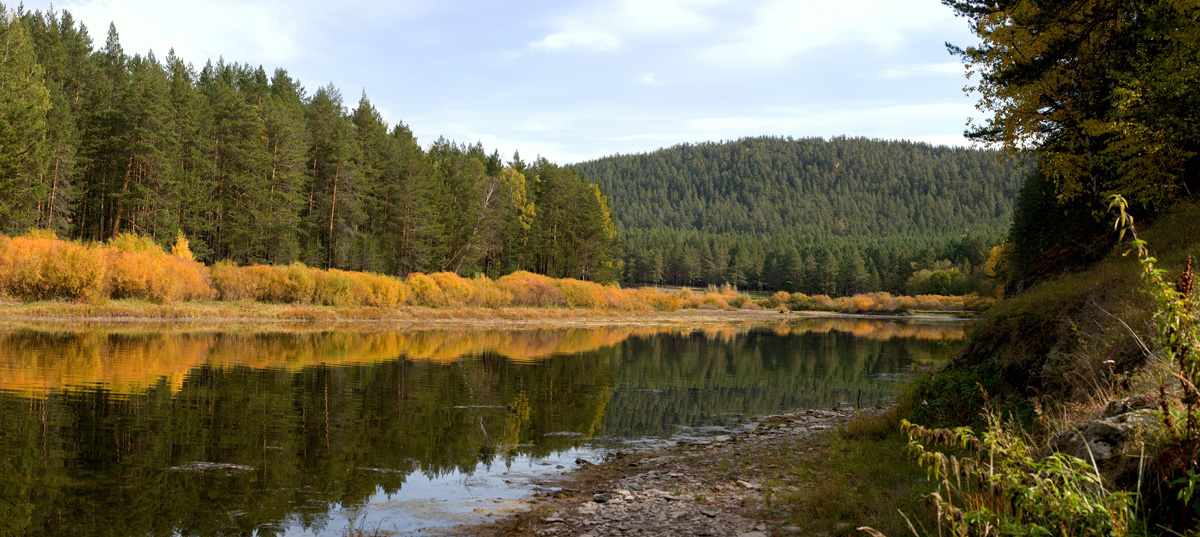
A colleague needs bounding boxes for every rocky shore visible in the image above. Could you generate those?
[450,408,878,537]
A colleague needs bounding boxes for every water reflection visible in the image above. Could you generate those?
[0,318,967,536]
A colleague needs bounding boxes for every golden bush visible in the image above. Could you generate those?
[104,247,214,303]
[311,269,355,307]
[0,235,107,302]
[555,278,604,309]
[470,275,513,308]
[768,290,791,307]
[209,261,260,301]
[429,272,474,306]
[497,271,567,307]
[406,272,447,307]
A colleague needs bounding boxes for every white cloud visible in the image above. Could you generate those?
[639,73,660,85]
[878,61,964,79]
[528,0,726,53]
[55,0,302,65]
[530,29,621,52]
[702,0,957,69]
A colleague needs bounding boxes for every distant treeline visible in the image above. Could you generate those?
[0,7,618,282]
[572,137,1025,294]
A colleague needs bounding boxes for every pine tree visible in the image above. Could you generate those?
[0,8,52,234]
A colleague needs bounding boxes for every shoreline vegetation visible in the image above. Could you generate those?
[0,230,994,322]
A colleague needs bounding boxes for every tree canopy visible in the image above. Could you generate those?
[945,0,1200,275]
[572,136,1024,294]
[0,5,619,282]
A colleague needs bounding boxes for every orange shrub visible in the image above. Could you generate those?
[684,291,733,310]
[266,263,316,303]
[311,269,355,306]
[105,248,213,303]
[768,291,791,308]
[0,234,106,302]
[429,272,474,306]
[554,278,604,308]
[497,271,567,307]
[349,271,408,307]
[837,294,877,313]
[963,295,996,311]
[650,289,683,311]
[209,261,262,301]
[405,273,446,307]
[470,275,513,308]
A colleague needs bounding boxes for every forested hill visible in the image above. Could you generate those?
[570,137,1026,295]
[572,137,1023,238]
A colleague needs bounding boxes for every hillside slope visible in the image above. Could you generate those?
[572,136,1024,238]
[571,137,1026,293]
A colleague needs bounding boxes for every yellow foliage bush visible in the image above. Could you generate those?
[769,291,791,308]
[497,271,567,307]
[311,269,355,307]
[209,261,261,301]
[0,234,106,302]
[350,271,408,307]
[105,247,214,303]
[406,273,447,307]
[429,272,474,307]
[838,294,876,313]
[646,288,683,311]
[470,275,513,308]
[555,278,604,309]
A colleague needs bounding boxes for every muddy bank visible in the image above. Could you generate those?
[448,408,876,537]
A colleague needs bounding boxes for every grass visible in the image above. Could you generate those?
[760,410,938,537]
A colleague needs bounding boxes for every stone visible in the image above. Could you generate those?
[1051,419,1130,462]
[1104,395,1155,417]
[594,492,614,503]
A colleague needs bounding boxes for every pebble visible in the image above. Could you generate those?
[450,408,869,537]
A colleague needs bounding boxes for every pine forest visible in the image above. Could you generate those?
[1,6,1025,297]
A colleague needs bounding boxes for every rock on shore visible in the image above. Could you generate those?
[449,408,875,537]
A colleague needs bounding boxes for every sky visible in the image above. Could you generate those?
[17,0,984,163]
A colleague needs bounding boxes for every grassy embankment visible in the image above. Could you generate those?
[773,200,1200,536]
[0,231,993,320]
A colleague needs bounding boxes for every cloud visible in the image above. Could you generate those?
[878,61,964,79]
[639,73,660,85]
[528,0,725,54]
[530,29,621,52]
[702,0,958,69]
[52,0,302,65]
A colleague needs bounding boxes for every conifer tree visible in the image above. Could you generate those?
[0,7,51,234]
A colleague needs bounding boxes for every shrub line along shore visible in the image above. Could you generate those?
[0,231,993,319]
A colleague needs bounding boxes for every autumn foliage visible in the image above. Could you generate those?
[0,231,105,302]
[0,231,994,314]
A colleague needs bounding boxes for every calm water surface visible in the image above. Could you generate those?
[0,318,968,536]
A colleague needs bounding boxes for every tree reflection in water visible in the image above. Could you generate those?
[0,318,967,536]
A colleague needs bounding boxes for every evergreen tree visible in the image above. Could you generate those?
[0,8,51,234]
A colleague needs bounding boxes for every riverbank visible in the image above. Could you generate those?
[0,298,975,327]
[444,408,932,537]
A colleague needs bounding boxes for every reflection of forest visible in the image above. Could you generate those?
[0,320,967,536]
[602,327,961,438]
[0,352,615,536]
[0,319,966,396]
